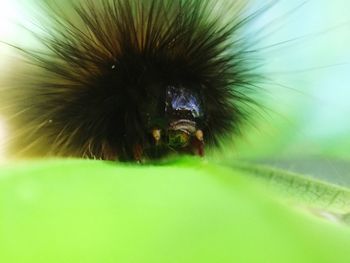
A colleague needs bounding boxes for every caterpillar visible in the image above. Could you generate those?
[1,0,266,162]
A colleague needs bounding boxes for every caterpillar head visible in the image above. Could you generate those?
[148,85,205,156]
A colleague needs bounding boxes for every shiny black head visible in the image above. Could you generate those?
[145,85,204,154]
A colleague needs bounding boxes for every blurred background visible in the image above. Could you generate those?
[0,0,349,177]
[237,0,350,160]
[233,0,350,184]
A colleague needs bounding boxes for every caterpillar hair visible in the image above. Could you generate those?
[1,0,267,162]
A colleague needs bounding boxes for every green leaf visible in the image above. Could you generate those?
[0,158,350,263]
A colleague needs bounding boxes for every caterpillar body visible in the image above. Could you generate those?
[1,0,263,161]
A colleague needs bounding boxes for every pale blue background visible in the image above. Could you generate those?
[235,0,350,159]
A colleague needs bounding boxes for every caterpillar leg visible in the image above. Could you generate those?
[152,129,161,146]
[133,144,144,163]
[193,130,205,157]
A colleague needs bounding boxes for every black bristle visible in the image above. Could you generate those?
[2,0,265,161]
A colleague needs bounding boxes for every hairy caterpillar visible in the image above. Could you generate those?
[1,0,269,161]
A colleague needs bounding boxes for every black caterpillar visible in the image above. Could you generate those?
[2,0,265,161]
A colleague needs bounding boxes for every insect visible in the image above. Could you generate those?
[1,0,265,161]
